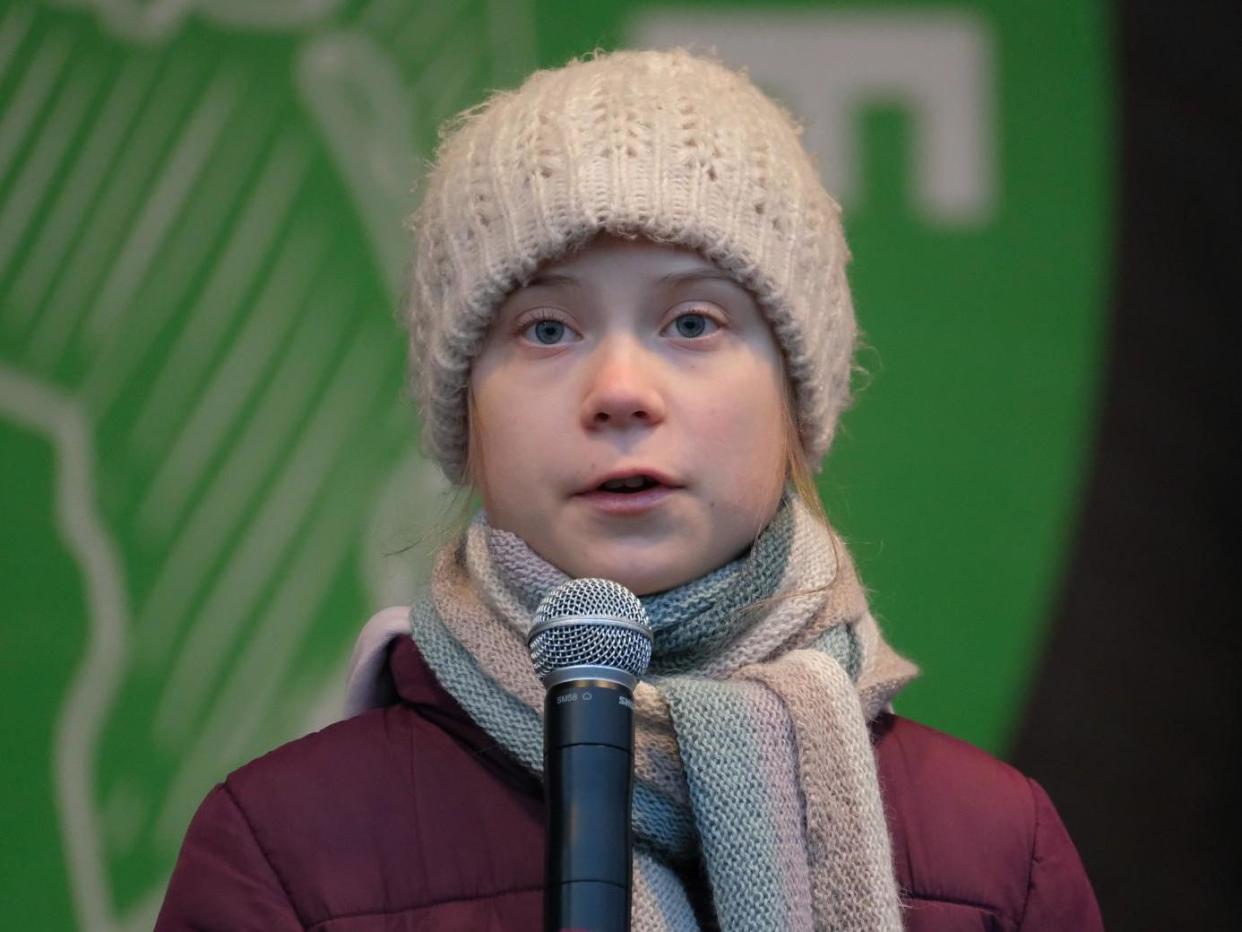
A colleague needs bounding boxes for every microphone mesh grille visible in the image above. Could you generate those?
[529,578,652,681]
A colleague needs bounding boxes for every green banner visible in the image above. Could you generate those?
[0,1,1108,927]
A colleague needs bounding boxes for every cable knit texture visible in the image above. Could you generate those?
[399,491,919,930]
[406,48,858,482]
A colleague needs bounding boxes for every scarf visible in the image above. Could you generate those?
[355,491,918,930]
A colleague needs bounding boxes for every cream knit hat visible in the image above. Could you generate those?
[406,48,858,483]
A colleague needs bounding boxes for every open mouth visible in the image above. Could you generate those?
[597,475,662,494]
[579,472,677,513]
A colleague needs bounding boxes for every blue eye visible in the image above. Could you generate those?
[528,319,569,344]
[671,312,716,338]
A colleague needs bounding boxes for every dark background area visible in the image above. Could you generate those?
[1010,2,1240,927]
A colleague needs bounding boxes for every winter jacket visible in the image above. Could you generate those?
[156,636,1104,931]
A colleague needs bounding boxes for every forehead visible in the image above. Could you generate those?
[525,232,739,290]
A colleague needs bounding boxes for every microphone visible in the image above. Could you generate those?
[528,578,653,932]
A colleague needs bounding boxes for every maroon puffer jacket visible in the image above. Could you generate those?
[156,637,1103,931]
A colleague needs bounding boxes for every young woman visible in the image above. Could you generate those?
[157,49,1103,931]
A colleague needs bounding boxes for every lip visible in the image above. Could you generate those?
[574,467,683,516]
[580,467,682,493]
[575,484,679,515]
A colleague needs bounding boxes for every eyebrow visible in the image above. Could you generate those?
[524,271,580,288]
[655,268,745,289]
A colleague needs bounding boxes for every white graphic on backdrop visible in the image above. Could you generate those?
[50,0,346,41]
[632,9,996,224]
[297,31,418,302]
[0,367,135,931]
[0,1,532,929]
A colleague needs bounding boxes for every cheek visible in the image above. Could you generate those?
[724,372,789,501]
[475,400,534,472]
[471,374,564,498]
[700,364,786,448]
[472,414,539,532]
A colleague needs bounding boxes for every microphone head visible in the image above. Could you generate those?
[528,578,653,689]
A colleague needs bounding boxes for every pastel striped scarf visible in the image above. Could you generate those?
[403,491,918,929]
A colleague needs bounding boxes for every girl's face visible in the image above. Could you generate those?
[469,234,789,595]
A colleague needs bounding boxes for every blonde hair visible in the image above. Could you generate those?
[782,379,829,527]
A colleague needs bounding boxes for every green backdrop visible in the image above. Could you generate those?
[0,1,1109,927]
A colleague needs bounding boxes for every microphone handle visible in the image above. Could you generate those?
[544,677,635,932]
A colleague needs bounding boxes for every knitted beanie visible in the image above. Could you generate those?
[406,48,858,483]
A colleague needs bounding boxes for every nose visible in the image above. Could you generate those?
[579,337,667,431]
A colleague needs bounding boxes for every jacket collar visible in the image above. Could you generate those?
[391,634,543,798]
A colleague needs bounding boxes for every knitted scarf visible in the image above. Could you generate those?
[379,492,918,929]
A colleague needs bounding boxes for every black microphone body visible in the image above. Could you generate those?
[527,578,652,932]
[544,677,635,932]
